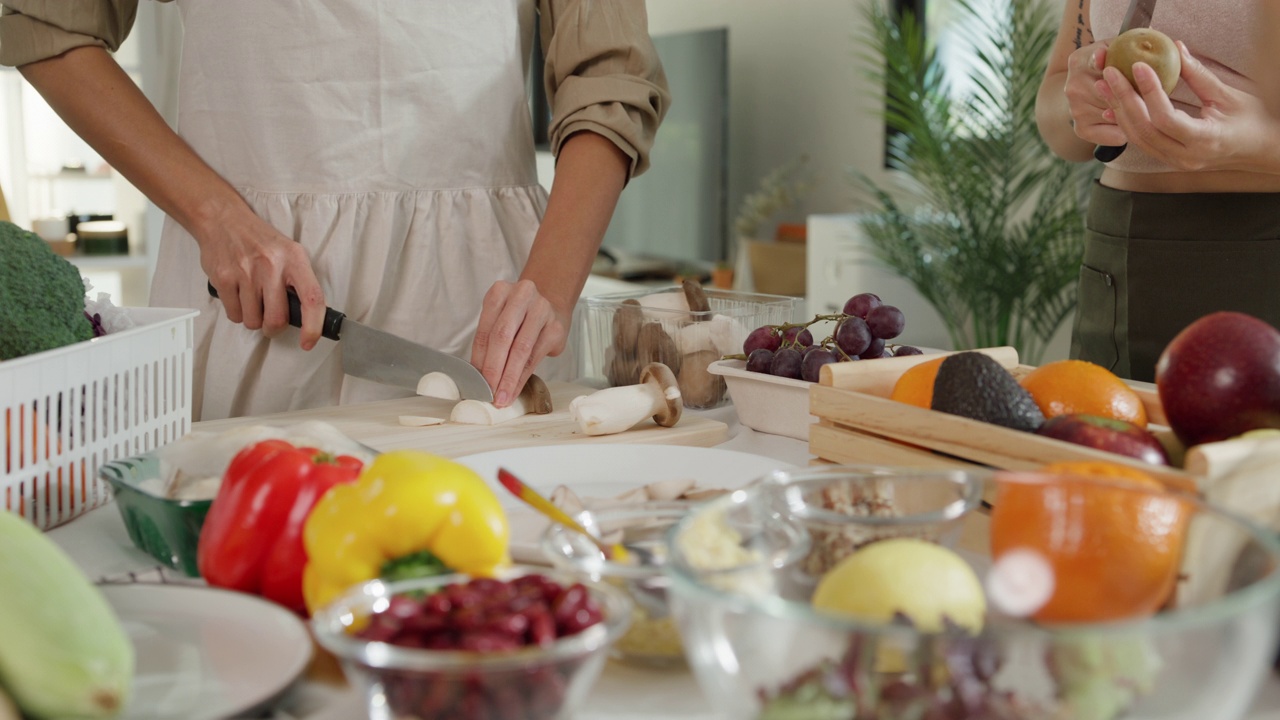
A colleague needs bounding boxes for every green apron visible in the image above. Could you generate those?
[1071,182,1280,382]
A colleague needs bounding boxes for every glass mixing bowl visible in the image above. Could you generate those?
[666,470,1280,720]
[761,465,986,580]
[312,567,632,720]
[541,501,694,668]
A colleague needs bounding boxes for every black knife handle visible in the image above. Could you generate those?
[1094,143,1127,163]
[206,281,345,341]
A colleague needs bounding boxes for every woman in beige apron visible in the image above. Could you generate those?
[2,0,668,419]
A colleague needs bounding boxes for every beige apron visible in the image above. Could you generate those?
[150,0,557,421]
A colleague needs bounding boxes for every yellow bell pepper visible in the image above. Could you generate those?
[302,450,510,613]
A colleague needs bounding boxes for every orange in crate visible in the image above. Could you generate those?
[989,461,1190,623]
[889,356,946,408]
[1019,359,1148,427]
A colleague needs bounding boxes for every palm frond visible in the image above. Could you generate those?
[854,0,1092,364]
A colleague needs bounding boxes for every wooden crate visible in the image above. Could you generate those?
[808,347,1197,492]
[806,348,1280,608]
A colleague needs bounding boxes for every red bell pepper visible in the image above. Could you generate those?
[197,439,363,615]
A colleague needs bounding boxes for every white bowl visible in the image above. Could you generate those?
[707,359,814,440]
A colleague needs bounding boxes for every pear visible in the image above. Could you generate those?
[1106,28,1181,95]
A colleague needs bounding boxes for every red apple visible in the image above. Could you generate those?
[1156,312,1280,447]
[1037,414,1170,466]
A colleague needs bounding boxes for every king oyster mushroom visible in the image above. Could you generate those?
[569,362,682,436]
[604,346,641,388]
[450,375,553,425]
[682,278,712,317]
[636,322,681,376]
[678,349,727,408]
[611,298,644,355]
[606,298,644,387]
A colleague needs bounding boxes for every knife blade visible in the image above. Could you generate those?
[207,282,494,402]
[1093,0,1158,162]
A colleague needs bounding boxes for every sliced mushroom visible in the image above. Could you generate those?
[611,486,651,505]
[550,485,586,516]
[569,362,683,436]
[683,487,732,502]
[416,372,461,401]
[636,322,681,376]
[682,278,712,317]
[450,375,553,425]
[678,349,727,408]
[398,415,447,427]
[644,477,698,501]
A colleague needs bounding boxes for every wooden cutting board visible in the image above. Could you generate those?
[192,381,729,458]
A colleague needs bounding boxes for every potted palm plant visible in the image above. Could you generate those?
[855,0,1095,364]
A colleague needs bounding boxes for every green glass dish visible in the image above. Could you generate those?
[99,452,211,577]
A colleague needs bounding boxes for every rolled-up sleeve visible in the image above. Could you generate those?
[0,0,139,67]
[539,0,670,179]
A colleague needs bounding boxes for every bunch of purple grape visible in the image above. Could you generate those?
[743,293,921,382]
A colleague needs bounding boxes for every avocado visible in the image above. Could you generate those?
[931,352,1046,432]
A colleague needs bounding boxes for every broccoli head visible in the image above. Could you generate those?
[0,221,94,361]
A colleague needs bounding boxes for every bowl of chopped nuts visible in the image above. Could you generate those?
[762,465,987,579]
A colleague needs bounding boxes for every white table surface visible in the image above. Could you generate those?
[47,406,1280,720]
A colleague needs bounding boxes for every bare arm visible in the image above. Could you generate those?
[1036,0,1124,161]
[18,46,326,347]
[471,131,629,406]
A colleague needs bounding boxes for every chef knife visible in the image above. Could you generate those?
[1093,0,1158,162]
[207,282,494,402]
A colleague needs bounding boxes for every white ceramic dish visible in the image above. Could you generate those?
[455,444,794,562]
[101,584,312,720]
[708,359,815,441]
[709,351,949,442]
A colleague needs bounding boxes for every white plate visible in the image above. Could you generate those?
[455,444,794,561]
[101,584,313,720]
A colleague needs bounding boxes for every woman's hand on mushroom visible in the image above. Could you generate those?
[1098,41,1280,173]
[471,279,571,408]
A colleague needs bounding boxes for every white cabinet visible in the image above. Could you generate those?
[805,213,954,352]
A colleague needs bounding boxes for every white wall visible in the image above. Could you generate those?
[645,0,892,228]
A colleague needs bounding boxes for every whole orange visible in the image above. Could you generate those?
[989,461,1189,623]
[1019,359,1148,427]
[889,356,946,408]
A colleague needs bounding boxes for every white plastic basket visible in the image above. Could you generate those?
[2,308,198,530]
